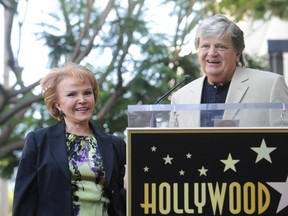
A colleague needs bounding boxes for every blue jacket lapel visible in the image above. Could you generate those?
[90,123,114,184]
[48,122,71,181]
[48,121,115,184]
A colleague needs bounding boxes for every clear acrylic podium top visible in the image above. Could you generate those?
[127,103,288,128]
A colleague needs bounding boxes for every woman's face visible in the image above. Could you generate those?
[197,35,241,84]
[55,77,95,125]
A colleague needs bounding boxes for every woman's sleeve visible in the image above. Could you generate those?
[12,132,38,216]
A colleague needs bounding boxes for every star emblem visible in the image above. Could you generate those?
[198,166,208,176]
[220,153,239,172]
[143,166,149,172]
[186,153,192,159]
[179,170,185,175]
[267,176,288,213]
[251,138,276,163]
[163,154,173,165]
[151,146,157,152]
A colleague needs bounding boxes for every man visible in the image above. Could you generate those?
[169,14,288,127]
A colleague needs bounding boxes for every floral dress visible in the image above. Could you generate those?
[66,133,110,216]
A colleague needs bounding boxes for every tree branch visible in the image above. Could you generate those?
[71,0,94,61]
[0,140,24,159]
[0,94,43,124]
[96,86,127,120]
[74,0,115,63]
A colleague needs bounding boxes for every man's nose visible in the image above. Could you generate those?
[207,46,218,56]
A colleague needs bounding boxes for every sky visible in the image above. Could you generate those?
[0,0,52,86]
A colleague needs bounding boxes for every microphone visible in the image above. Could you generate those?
[150,74,191,127]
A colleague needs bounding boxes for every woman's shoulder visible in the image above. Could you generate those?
[27,122,64,138]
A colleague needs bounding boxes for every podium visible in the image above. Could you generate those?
[126,103,288,216]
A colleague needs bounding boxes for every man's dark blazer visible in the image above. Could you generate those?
[12,121,126,216]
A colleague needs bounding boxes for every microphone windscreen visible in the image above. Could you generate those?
[184,74,191,81]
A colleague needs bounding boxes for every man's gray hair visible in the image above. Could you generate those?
[195,14,245,66]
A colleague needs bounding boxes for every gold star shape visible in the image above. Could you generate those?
[163,154,173,164]
[251,138,276,163]
[198,166,208,176]
[186,153,192,159]
[220,153,239,172]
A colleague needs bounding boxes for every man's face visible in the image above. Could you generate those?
[197,36,241,84]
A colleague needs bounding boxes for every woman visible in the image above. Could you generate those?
[169,14,288,127]
[12,61,126,216]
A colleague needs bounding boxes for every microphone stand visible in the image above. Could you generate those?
[150,75,191,127]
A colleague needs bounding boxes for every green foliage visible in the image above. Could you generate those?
[207,0,288,21]
[0,155,18,180]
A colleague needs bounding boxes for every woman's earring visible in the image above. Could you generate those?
[58,110,65,118]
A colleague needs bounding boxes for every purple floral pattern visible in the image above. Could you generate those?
[66,133,106,216]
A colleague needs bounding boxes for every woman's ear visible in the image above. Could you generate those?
[54,102,60,109]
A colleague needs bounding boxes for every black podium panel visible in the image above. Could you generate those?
[127,128,288,216]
